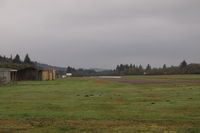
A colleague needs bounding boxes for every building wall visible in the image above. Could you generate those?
[0,71,11,84]
[49,71,53,80]
[16,68,56,81]
[52,70,56,80]
[17,68,40,81]
[11,72,17,81]
[41,70,56,81]
[42,71,49,80]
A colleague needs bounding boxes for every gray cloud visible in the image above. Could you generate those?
[0,0,200,68]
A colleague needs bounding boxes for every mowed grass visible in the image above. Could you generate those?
[123,74,200,80]
[0,75,200,133]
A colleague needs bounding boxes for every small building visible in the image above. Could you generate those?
[66,73,72,77]
[62,75,67,78]
[41,70,56,81]
[0,68,17,85]
[17,67,42,81]
[16,67,56,81]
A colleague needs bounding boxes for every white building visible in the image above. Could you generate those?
[0,68,17,85]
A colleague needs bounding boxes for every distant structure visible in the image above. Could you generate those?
[16,67,56,81]
[66,73,72,77]
[61,73,72,78]
[41,70,56,80]
[17,67,41,81]
[0,68,17,85]
[62,75,67,78]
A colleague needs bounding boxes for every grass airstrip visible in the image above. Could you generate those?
[0,75,200,133]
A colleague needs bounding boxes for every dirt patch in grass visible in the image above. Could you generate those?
[0,118,199,133]
[0,118,199,127]
[106,78,200,85]
[0,128,29,133]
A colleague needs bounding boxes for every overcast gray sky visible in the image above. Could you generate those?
[0,0,200,69]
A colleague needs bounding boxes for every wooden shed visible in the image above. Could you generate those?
[17,67,42,81]
[0,68,17,85]
[41,70,56,81]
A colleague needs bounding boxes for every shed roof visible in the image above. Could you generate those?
[0,68,18,72]
[18,67,42,71]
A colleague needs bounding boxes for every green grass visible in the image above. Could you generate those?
[123,74,200,80]
[0,75,200,133]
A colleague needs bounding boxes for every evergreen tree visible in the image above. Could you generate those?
[120,64,124,71]
[180,60,187,68]
[163,64,167,69]
[146,64,151,71]
[24,54,32,64]
[66,66,76,73]
[10,54,12,60]
[13,54,21,64]
[139,64,143,70]
[116,65,120,71]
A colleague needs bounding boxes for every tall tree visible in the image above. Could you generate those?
[24,54,32,64]
[66,66,76,73]
[139,64,143,70]
[146,64,151,71]
[180,60,187,68]
[163,64,167,69]
[13,54,21,64]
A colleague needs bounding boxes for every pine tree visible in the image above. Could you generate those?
[24,54,32,64]
[180,60,187,68]
[139,64,143,70]
[163,64,167,69]
[13,54,21,64]
[146,64,151,71]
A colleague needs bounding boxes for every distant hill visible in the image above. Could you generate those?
[36,63,111,72]
[35,62,66,71]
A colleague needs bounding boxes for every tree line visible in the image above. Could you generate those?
[0,54,36,70]
[111,60,200,75]
[66,60,200,77]
[0,54,33,64]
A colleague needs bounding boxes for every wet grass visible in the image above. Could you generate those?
[123,74,200,80]
[0,75,200,132]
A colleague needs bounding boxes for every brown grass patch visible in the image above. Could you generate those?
[94,80,110,84]
[0,118,199,132]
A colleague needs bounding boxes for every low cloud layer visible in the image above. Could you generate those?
[0,0,200,68]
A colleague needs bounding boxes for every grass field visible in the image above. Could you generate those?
[0,75,200,133]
